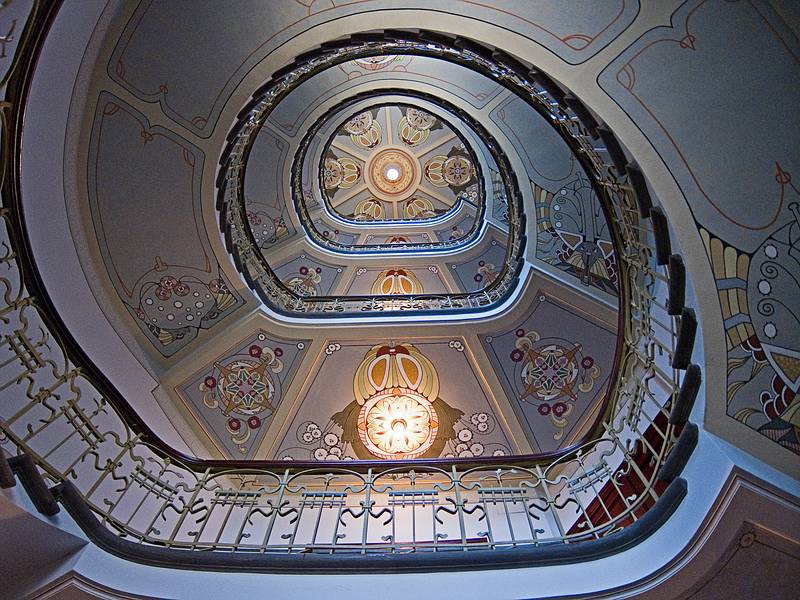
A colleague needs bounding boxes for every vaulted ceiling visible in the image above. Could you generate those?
[28,1,621,464]
[16,0,800,474]
[4,1,800,598]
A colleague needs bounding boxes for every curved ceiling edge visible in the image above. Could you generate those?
[292,91,498,254]
[310,101,482,231]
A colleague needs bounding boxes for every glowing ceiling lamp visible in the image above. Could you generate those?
[354,343,441,459]
[384,165,401,181]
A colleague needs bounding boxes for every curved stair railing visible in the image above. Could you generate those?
[218,48,527,317]
[1,2,701,573]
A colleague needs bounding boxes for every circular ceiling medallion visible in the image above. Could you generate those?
[367,146,419,198]
[318,104,481,223]
[358,388,439,460]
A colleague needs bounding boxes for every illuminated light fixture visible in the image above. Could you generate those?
[354,343,442,459]
[358,388,439,459]
[384,166,401,181]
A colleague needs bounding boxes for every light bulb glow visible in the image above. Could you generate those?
[358,389,439,459]
[385,166,401,181]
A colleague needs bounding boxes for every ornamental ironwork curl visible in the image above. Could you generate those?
[1,8,697,572]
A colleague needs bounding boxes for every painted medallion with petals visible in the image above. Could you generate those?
[320,104,480,223]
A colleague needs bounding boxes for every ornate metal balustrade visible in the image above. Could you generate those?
[1,6,699,573]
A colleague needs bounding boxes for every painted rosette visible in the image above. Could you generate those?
[353,343,441,459]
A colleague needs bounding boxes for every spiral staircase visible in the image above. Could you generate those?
[1,2,798,599]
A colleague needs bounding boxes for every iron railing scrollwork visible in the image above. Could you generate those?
[1,11,700,573]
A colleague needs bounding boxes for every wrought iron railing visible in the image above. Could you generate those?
[1,7,699,573]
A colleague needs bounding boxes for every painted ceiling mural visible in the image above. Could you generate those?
[0,0,31,84]
[344,265,448,297]
[65,0,694,472]
[87,93,243,357]
[176,330,310,458]
[237,62,507,267]
[490,94,619,297]
[293,92,492,253]
[242,126,296,252]
[448,228,507,293]
[270,56,505,140]
[320,105,479,223]
[274,339,514,461]
[599,0,800,456]
[532,174,619,296]
[272,253,344,297]
[108,0,639,137]
[482,292,615,453]
[434,212,481,244]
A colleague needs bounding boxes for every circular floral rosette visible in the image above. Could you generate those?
[323,156,361,190]
[511,329,600,440]
[345,111,382,149]
[406,108,437,130]
[344,111,373,135]
[424,152,474,190]
[443,155,473,186]
[200,345,284,449]
[398,107,436,147]
[358,389,439,459]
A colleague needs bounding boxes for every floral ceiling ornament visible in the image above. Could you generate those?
[200,344,284,453]
[371,268,424,295]
[284,341,512,461]
[424,146,476,193]
[403,196,436,219]
[352,197,384,221]
[317,104,484,225]
[132,257,240,354]
[352,343,441,459]
[315,343,463,460]
[398,107,439,147]
[344,110,382,149]
[512,329,601,440]
[323,155,361,191]
[283,264,323,296]
[474,260,500,285]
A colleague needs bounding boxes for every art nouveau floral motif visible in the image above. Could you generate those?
[279,341,511,460]
[711,198,800,454]
[179,331,308,458]
[320,104,480,223]
[482,295,614,451]
[511,329,600,440]
[534,174,618,295]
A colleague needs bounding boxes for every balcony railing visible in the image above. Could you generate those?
[0,4,700,573]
